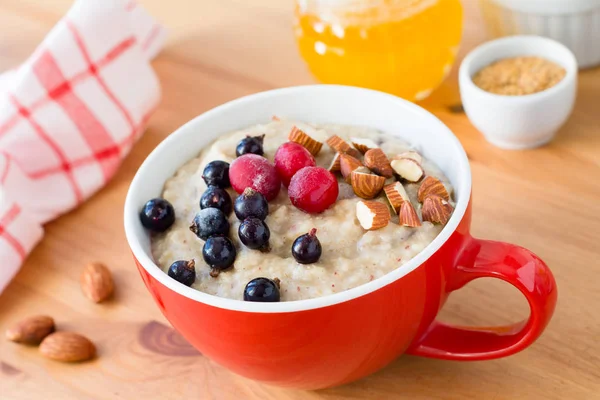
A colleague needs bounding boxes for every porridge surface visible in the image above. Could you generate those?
[151,120,454,301]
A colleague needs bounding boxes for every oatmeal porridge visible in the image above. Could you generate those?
[147,119,455,301]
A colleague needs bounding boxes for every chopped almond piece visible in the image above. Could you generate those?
[364,148,393,178]
[418,176,450,203]
[356,200,390,230]
[351,138,379,154]
[351,171,386,199]
[396,151,422,164]
[289,126,323,156]
[391,158,424,182]
[340,154,367,183]
[422,195,454,225]
[328,153,341,172]
[399,201,422,228]
[326,135,361,158]
[384,181,409,214]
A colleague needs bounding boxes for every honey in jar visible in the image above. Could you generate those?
[294,0,463,102]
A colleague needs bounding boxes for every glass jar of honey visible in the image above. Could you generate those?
[294,0,463,102]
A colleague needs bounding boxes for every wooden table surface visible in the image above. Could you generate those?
[1,1,599,399]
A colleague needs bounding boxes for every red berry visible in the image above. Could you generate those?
[274,142,316,187]
[288,167,339,213]
[229,154,281,201]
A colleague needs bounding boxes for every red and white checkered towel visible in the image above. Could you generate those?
[0,0,165,293]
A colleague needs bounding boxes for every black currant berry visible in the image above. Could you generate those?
[235,135,265,157]
[203,236,237,271]
[243,277,281,302]
[202,160,230,188]
[291,228,322,264]
[234,187,268,221]
[200,186,232,215]
[140,198,175,233]
[190,208,230,240]
[167,260,196,286]
[238,217,270,251]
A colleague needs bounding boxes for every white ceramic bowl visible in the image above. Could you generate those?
[480,0,600,69]
[459,35,578,150]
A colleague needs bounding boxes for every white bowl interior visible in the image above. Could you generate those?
[124,85,472,313]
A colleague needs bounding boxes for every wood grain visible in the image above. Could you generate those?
[0,0,599,399]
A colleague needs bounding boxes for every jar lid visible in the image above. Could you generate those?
[491,0,600,15]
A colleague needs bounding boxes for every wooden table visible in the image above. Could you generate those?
[1,1,598,399]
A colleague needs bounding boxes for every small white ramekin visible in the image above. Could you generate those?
[480,0,600,68]
[459,35,578,150]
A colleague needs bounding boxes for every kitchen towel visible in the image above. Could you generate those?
[0,0,165,293]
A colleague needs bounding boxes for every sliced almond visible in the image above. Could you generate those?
[399,201,422,228]
[6,315,55,345]
[383,181,409,214]
[271,115,281,121]
[364,148,393,178]
[418,176,450,202]
[326,135,361,158]
[351,171,386,199]
[289,126,323,156]
[39,332,96,363]
[396,151,423,164]
[356,200,390,230]
[339,153,367,183]
[351,137,379,154]
[422,195,454,225]
[328,153,341,172]
[391,158,424,182]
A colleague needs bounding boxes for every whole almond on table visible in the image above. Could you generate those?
[356,200,390,231]
[422,195,454,225]
[351,171,386,199]
[80,262,114,303]
[288,126,323,156]
[418,176,450,202]
[39,332,96,362]
[364,148,393,178]
[5,315,55,345]
[326,135,362,158]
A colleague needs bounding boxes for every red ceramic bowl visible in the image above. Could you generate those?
[124,85,557,390]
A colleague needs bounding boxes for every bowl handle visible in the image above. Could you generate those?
[407,237,557,360]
